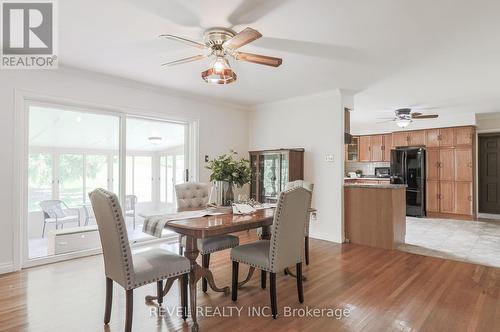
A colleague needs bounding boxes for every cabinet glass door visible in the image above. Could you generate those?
[280,153,289,191]
[259,154,281,202]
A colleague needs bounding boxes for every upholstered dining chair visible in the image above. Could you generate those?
[284,180,314,265]
[175,182,239,292]
[89,188,190,332]
[231,187,312,319]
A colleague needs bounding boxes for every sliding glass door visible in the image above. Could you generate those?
[27,105,120,259]
[26,103,191,262]
[125,117,188,242]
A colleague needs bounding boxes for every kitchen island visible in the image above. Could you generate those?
[344,183,406,250]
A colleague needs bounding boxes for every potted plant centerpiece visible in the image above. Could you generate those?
[206,151,251,206]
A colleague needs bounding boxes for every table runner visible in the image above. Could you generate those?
[142,210,222,237]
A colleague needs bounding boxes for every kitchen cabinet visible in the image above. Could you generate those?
[345,136,359,162]
[439,181,455,213]
[455,182,473,215]
[454,127,474,146]
[409,130,426,146]
[426,148,440,181]
[359,136,371,161]
[426,129,440,147]
[426,180,440,212]
[392,131,409,147]
[371,135,384,161]
[439,148,455,181]
[455,148,473,181]
[383,134,392,161]
[439,128,455,147]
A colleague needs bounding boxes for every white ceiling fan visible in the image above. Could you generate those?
[160,27,282,84]
[377,108,439,128]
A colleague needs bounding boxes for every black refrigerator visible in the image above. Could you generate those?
[390,147,426,217]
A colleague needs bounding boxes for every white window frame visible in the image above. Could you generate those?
[14,91,199,270]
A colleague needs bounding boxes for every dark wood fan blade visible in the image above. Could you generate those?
[223,28,262,50]
[411,112,423,118]
[234,52,282,67]
[413,114,439,119]
[161,54,208,66]
[159,34,207,49]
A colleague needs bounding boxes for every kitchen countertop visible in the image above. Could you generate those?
[344,183,407,189]
[344,177,391,181]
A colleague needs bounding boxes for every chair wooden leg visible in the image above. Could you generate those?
[270,272,277,319]
[202,253,210,293]
[261,270,266,289]
[180,274,188,320]
[296,263,304,303]
[104,278,113,324]
[305,236,310,265]
[125,289,133,332]
[231,261,239,302]
[157,280,163,305]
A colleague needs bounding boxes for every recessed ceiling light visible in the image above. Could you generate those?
[148,136,162,144]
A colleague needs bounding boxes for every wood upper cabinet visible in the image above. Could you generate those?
[439,181,455,213]
[455,148,473,181]
[426,148,440,181]
[408,130,426,146]
[439,148,455,181]
[454,127,474,146]
[370,135,384,161]
[382,134,392,161]
[439,128,455,147]
[426,129,440,147]
[426,180,440,213]
[392,131,409,147]
[359,136,371,162]
[455,181,473,215]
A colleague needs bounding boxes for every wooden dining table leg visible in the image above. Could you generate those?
[184,235,230,332]
[184,235,200,332]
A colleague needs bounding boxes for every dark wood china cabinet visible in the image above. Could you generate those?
[249,149,304,203]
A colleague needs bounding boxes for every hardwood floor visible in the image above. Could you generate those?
[0,231,499,331]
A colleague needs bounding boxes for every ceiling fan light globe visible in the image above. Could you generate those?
[396,119,412,128]
[201,68,237,84]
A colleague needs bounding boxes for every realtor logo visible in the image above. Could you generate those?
[1,0,57,69]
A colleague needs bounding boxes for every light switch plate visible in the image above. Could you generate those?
[325,154,334,162]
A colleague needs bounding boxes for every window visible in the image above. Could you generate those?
[28,153,53,212]
[133,156,152,202]
[59,154,84,206]
[125,155,153,202]
[85,154,109,199]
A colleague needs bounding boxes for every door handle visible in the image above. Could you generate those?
[468,195,472,201]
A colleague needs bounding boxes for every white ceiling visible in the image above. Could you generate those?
[29,106,185,151]
[59,0,500,119]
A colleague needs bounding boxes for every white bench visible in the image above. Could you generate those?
[47,225,100,255]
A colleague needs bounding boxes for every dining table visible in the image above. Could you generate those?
[144,208,276,332]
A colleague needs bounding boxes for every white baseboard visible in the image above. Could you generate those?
[0,262,15,275]
[309,231,342,244]
[477,213,500,221]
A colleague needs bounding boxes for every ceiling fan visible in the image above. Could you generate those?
[378,108,439,128]
[160,27,282,84]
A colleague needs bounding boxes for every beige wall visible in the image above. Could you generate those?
[249,90,345,243]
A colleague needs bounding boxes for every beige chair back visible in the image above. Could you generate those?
[175,182,209,211]
[269,187,312,272]
[89,188,134,289]
[284,180,314,192]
